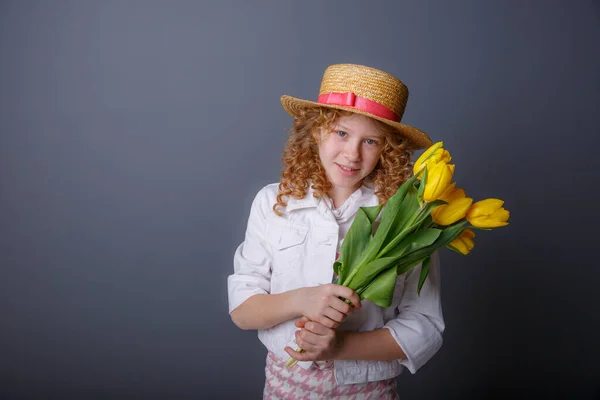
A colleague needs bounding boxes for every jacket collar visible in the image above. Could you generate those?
[285,184,377,213]
[285,186,321,212]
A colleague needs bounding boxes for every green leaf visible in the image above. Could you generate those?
[333,259,343,277]
[344,256,397,290]
[358,266,398,307]
[338,176,418,288]
[412,227,443,245]
[375,186,424,258]
[396,255,429,276]
[413,200,446,228]
[377,197,442,258]
[417,164,428,201]
[445,243,469,255]
[385,184,420,243]
[417,256,431,296]
[468,226,492,232]
[394,221,467,271]
[417,214,433,231]
[440,221,468,244]
[367,174,419,256]
[380,228,442,263]
[360,204,383,226]
[335,205,382,284]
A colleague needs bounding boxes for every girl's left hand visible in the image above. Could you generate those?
[284,317,344,362]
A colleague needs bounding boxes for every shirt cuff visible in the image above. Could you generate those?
[382,323,443,374]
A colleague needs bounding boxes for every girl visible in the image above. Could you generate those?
[228,64,445,399]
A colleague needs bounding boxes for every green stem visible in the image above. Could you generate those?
[284,348,305,369]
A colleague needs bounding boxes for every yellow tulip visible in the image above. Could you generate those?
[431,183,473,225]
[448,229,475,255]
[414,141,452,177]
[422,162,455,202]
[466,199,510,228]
[437,181,456,197]
[413,141,442,174]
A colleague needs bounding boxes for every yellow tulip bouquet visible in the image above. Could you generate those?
[285,141,510,368]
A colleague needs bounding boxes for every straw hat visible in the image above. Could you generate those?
[281,63,432,150]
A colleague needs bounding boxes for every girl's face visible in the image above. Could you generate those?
[317,114,385,207]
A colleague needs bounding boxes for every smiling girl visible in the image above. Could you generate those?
[228,64,444,399]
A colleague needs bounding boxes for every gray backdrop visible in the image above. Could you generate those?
[1,1,599,399]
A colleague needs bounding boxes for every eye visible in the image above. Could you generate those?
[364,139,378,145]
[337,131,348,138]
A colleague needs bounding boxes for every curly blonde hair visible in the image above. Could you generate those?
[273,107,414,215]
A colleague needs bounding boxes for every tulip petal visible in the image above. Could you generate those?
[449,240,468,254]
[423,163,455,202]
[432,197,473,225]
[462,229,476,240]
[492,208,510,222]
[438,182,457,201]
[469,216,509,228]
[467,199,504,218]
[448,229,476,255]
[414,142,443,174]
[447,188,467,202]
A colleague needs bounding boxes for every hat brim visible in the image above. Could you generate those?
[281,94,432,150]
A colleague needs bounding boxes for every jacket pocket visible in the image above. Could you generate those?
[266,221,308,276]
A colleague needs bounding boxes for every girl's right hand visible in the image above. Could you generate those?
[297,284,362,328]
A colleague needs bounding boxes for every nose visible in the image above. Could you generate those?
[344,141,361,163]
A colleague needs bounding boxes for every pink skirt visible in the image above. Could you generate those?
[263,351,399,399]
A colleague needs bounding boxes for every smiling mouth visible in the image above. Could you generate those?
[336,163,360,172]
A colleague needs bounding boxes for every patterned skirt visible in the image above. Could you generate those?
[263,352,399,399]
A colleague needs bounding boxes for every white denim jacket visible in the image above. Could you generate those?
[227,183,445,384]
